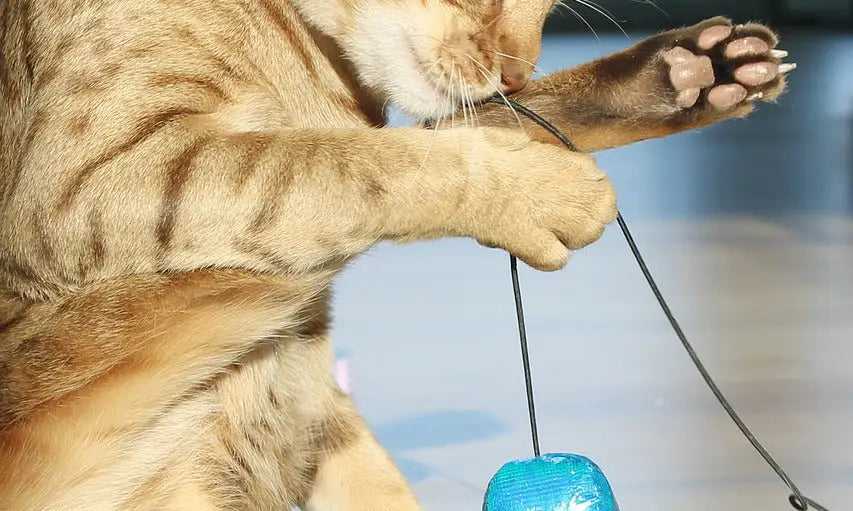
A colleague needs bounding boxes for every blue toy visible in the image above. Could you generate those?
[483,453,619,511]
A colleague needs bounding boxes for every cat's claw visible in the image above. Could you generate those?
[663,19,793,112]
[779,63,797,74]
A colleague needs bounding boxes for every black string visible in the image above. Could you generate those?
[485,96,828,511]
[509,254,540,457]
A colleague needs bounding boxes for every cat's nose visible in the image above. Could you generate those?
[500,62,530,94]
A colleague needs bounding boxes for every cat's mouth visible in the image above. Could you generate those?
[344,3,509,120]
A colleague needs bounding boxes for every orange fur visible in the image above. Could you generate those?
[0,0,786,508]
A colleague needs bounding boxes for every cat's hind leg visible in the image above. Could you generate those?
[207,320,422,511]
[302,389,423,511]
[0,270,327,511]
[288,334,421,511]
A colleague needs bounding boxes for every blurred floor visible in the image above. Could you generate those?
[333,30,853,510]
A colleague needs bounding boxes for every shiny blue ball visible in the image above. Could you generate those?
[483,453,619,511]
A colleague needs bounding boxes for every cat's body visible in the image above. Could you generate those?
[0,0,791,509]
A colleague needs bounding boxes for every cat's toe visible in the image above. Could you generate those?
[676,88,701,108]
[697,25,733,50]
[708,84,747,110]
[734,61,781,86]
[708,22,792,103]
[724,37,769,59]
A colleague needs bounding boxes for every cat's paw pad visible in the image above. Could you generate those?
[663,19,795,111]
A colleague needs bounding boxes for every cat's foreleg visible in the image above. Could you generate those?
[472,17,792,152]
[31,124,614,278]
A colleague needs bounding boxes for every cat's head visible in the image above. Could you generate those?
[294,0,556,119]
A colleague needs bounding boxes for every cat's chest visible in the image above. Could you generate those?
[236,5,384,129]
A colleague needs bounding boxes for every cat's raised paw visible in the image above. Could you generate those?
[663,18,794,112]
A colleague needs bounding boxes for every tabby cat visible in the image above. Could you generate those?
[0,0,792,509]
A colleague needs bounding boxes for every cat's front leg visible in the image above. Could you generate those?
[232,127,616,271]
[18,123,615,294]
[474,17,793,152]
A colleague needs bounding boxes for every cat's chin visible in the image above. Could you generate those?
[384,70,495,121]
[376,47,465,120]
[387,90,457,121]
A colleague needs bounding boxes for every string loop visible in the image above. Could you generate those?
[485,96,829,511]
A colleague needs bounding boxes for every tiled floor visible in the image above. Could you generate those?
[333,30,853,510]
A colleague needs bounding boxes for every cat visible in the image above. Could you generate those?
[0,0,792,509]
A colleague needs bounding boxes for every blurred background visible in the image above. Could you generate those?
[334,2,852,510]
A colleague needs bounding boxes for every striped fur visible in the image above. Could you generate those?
[0,0,784,508]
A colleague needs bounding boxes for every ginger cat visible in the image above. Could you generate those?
[0,0,792,509]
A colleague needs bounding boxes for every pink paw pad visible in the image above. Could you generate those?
[662,46,695,66]
[669,55,715,90]
[734,62,780,86]
[725,37,770,58]
[676,88,701,108]
[664,24,796,111]
[708,84,748,111]
[697,25,732,50]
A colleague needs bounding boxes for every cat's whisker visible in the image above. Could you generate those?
[627,0,670,19]
[415,33,550,83]
[407,34,535,129]
[574,0,627,24]
[465,54,523,133]
[480,49,548,77]
[414,116,441,181]
[409,70,447,189]
[423,59,442,82]
[464,79,475,128]
[467,83,481,128]
[458,75,470,127]
[408,62,456,186]
[555,0,600,41]
[448,64,457,129]
[570,0,630,39]
[461,78,477,128]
